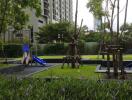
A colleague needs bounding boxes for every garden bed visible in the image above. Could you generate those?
[0,77,132,99]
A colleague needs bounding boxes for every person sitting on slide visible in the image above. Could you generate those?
[21,44,31,64]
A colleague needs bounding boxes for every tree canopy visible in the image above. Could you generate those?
[36,22,75,43]
[87,0,104,19]
[87,0,129,44]
[0,0,41,34]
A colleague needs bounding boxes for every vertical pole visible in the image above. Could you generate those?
[30,26,33,66]
[117,0,120,44]
[107,48,111,78]
[74,0,78,37]
[124,0,128,28]
[71,0,78,68]
[120,49,125,79]
[113,50,118,79]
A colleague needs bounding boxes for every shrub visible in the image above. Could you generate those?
[0,44,22,58]
[78,40,85,54]
[84,42,99,55]
[43,43,68,55]
[39,42,99,55]
[0,77,132,99]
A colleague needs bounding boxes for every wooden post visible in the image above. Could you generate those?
[107,47,111,78]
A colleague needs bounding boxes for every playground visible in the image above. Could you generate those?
[1,0,132,99]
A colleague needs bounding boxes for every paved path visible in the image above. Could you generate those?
[11,63,60,78]
[96,65,132,74]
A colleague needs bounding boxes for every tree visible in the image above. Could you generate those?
[120,23,130,32]
[0,0,41,37]
[84,32,101,42]
[36,21,74,43]
[87,0,104,19]
[87,0,129,79]
[0,0,41,62]
[120,23,132,41]
[87,0,129,44]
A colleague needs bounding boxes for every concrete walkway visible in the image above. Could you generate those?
[96,65,132,74]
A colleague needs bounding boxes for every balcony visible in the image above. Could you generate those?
[43,0,48,3]
[44,1,49,10]
[43,10,49,18]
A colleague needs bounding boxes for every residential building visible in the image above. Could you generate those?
[28,0,73,43]
[29,0,73,32]
[49,0,73,22]
[2,0,73,43]
[94,17,101,32]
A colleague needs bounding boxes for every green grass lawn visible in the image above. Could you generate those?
[39,54,132,60]
[2,54,132,62]
[39,55,100,59]
[32,65,102,79]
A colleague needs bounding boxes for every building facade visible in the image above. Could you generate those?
[94,17,101,32]
[29,0,73,33]
[27,0,73,43]
[48,0,73,23]
[2,0,73,43]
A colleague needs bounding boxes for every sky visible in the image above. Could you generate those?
[73,0,132,30]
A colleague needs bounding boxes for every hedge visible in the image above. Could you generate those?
[41,42,98,55]
[0,77,132,99]
[84,42,99,55]
[0,42,99,57]
[0,44,23,58]
[43,43,68,55]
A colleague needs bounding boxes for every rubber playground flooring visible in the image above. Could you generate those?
[7,63,58,78]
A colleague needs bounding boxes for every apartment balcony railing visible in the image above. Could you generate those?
[44,0,48,3]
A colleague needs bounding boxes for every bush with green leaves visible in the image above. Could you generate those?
[36,21,74,43]
[84,42,99,54]
[43,43,68,55]
[40,42,99,55]
[0,77,132,99]
[0,44,22,58]
[84,32,101,42]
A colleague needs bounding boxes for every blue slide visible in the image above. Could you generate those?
[33,55,47,66]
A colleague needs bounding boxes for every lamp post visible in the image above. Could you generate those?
[58,33,60,43]
[58,33,63,44]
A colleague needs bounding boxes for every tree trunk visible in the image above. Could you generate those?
[0,0,9,35]
[117,0,120,44]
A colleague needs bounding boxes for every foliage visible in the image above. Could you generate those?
[97,22,110,31]
[1,77,132,99]
[43,43,68,55]
[0,44,22,57]
[87,0,104,33]
[84,42,99,54]
[0,0,41,34]
[119,23,132,50]
[83,31,111,45]
[38,42,98,55]
[84,32,101,42]
[81,25,89,32]
[36,22,74,43]
[120,23,132,32]
[87,0,128,43]
[87,0,104,19]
